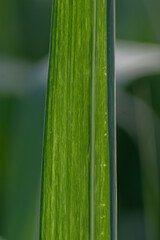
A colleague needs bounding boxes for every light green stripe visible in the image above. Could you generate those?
[94,0,110,239]
[90,0,96,238]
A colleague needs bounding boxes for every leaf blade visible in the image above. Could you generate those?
[40,0,115,239]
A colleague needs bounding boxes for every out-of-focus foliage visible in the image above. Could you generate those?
[0,0,51,239]
[0,0,51,60]
[0,91,46,240]
[116,0,160,43]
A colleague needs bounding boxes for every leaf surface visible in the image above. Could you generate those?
[40,0,115,239]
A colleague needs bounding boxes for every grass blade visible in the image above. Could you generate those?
[40,0,116,239]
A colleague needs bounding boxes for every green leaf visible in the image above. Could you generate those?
[0,92,45,240]
[40,0,116,239]
[0,237,5,240]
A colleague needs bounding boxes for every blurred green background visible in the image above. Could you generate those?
[0,0,160,239]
